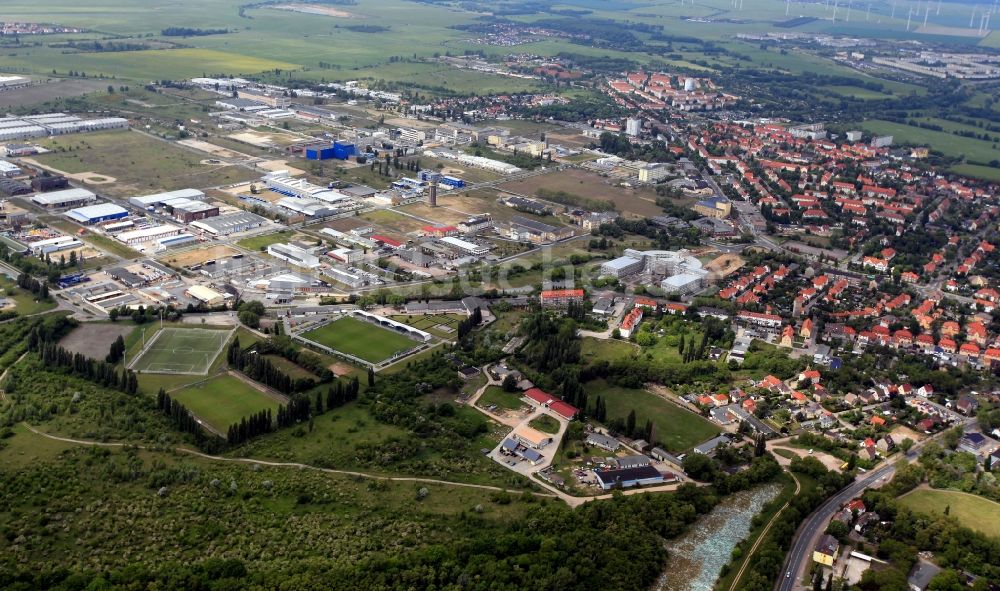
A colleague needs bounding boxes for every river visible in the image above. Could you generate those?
[656,482,784,591]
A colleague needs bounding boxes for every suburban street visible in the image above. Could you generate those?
[777,417,975,590]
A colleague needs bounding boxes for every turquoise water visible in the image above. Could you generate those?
[657,483,784,591]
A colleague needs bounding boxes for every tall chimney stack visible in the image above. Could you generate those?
[427,174,439,207]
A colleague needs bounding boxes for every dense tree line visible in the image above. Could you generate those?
[254,335,334,382]
[156,388,211,445]
[598,132,677,164]
[16,272,48,300]
[105,335,125,364]
[227,409,272,445]
[456,306,482,341]
[160,27,228,36]
[28,333,137,395]
[228,338,315,394]
[0,243,76,285]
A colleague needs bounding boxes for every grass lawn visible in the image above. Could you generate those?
[390,313,465,340]
[263,354,316,380]
[0,277,56,315]
[169,374,281,434]
[478,386,525,411]
[301,316,419,364]
[529,414,560,434]
[379,343,445,374]
[899,488,1000,538]
[236,230,293,251]
[581,337,638,362]
[820,85,895,100]
[130,327,231,375]
[32,130,258,197]
[586,379,721,453]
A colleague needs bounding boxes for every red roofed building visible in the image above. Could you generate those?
[540,289,584,307]
[959,343,980,358]
[371,235,404,249]
[421,225,458,237]
[548,400,579,420]
[984,348,1000,365]
[523,388,578,420]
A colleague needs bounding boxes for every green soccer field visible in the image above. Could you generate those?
[301,316,420,364]
[130,327,231,375]
[169,374,281,434]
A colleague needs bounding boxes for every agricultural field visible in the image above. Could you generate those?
[129,327,232,375]
[29,130,258,197]
[586,379,721,453]
[820,85,896,100]
[899,488,1000,539]
[855,120,1000,173]
[497,168,664,218]
[169,373,282,434]
[0,77,110,109]
[300,316,421,364]
[58,322,134,357]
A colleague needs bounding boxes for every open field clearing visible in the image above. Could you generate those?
[301,316,420,364]
[4,47,300,81]
[129,327,231,375]
[169,373,282,434]
[158,244,241,268]
[899,488,1000,538]
[30,131,258,197]
[498,169,664,218]
[0,78,109,109]
[856,120,1000,173]
[586,379,721,453]
[59,323,134,357]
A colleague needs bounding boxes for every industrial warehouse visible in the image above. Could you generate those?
[0,113,128,141]
[65,203,129,224]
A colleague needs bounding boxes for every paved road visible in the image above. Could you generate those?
[777,461,897,591]
[776,419,972,590]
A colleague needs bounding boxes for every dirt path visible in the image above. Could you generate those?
[19,422,556,498]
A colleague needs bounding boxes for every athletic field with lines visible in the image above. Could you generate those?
[129,327,231,375]
[301,316,419,364]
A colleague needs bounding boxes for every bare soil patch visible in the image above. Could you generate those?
[705,253,745,278]
[270,3,356,17]
[498,168,664,217]
[158,244,240,267]
[60,323,133,357]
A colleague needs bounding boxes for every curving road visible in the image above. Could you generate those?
[776,460,898,591]
[776,419,972,591]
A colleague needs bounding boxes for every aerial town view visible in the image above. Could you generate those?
[0,0,999,589]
